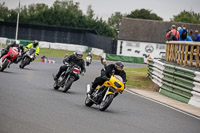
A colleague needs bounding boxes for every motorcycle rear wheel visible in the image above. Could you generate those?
[85,95,94,107]
[20,57,29,69]
[99,94,114,111]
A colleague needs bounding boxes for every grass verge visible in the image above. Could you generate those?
[37,48,100,60]
[0,44,100,60]
[124,67,159,91]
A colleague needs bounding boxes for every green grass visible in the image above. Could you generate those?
[1,44,100,60]
[0,44,6,48]
[39,48,100,60]
[124,67,154,89]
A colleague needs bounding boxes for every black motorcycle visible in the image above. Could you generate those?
[53,63,82,92]
[19,48,36,69]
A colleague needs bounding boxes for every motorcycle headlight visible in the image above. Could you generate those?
[30,55,34,58]
[114,81,121,88]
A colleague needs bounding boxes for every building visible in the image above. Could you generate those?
[117,17,200,63]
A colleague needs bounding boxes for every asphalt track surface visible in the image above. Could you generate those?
[0,60,200,133]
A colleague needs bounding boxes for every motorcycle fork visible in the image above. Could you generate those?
[93,86,107,104]
[102,87,109,101]
[64,74,71,86]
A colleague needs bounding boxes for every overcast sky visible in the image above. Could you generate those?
[1,0,200,21]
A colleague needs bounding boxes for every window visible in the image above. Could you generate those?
[126,42,132,47]
[126,41,140,48]
[156,44,166,49]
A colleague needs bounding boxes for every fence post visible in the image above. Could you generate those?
[196,45,199,67]
[184,44,189,66]
[190,45,194,66]
[177,44,181,64]
[165,43,169,61]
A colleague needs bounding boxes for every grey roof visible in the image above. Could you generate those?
[119,17,200,43]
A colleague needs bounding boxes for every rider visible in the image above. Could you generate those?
[25,40,40,57]
[53,50,86,81]
[88,61,127,96]
[0,40,21,59]
[87,52,92,59]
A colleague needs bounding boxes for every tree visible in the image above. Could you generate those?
[108,12,123,31]
[0,0,117,38]
[171,10,200,24]
[86,5,94,19]
[0,2,9,21]
[126,8,163,21]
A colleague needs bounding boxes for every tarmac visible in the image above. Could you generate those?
[128,88,200,118]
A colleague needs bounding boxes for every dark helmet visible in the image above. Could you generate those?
[13,40,20,47]
[75,50,83,59]
[115,61,124,69]
[33,40,39,47]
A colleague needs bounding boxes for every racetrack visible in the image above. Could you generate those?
[0,60,200,133]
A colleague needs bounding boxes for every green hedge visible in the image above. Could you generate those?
[106,53,144,64]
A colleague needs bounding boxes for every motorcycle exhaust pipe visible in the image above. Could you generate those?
[87,84,91,93]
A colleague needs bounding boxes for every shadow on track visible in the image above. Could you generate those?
[51,88,79,95]
[20,68,38,71]
[84,104,120,114]
[0,71,17,74]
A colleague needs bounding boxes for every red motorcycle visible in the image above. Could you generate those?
[0,47,19,72]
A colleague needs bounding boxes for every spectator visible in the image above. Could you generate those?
[177,26,181,32]
[194,30,200,42]
[166,25,180,41]
[188,30,195,41]
[147,54,151,64]
[179,25,189,41]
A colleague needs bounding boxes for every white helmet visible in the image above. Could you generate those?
[75,50,83,59]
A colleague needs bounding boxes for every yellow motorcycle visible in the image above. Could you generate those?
[85,75,125,111]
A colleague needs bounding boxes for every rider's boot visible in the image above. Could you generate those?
[53,74,58,81]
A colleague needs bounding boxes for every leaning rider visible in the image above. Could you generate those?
[25,40,40,57]
[0,40,20,59]
[53,50,86,81]
[88,61,127,96]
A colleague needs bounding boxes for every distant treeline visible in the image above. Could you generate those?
[0,0,199,38]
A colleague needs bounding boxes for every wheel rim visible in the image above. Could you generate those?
[100,96,109,108]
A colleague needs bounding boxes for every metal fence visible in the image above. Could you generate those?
[0,21,117,54]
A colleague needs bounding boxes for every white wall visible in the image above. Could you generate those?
[117,40,166,63]
[0,37,7,44]
[39,41,88,52]
[39,41,104,56]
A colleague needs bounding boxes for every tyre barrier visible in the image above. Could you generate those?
[148,59,200,108]
[42,58,55,64]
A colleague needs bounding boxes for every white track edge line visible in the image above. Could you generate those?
[125,89,200,120]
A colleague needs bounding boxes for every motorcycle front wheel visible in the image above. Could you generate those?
[20,57,29,69]
[63,77,74,93]
[0,60,9,72]
[99,94,114,111]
